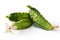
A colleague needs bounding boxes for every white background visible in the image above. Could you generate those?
[0,0,60,40]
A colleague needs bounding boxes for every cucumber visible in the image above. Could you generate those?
[6,12,33,30]
[6,12,32,22]
[13,18,33,30]
[27,5,53,30]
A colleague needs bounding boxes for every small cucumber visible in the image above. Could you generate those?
[6,12,32,22]
[13,18,33,30]
[6,12,33,30]
[27,5,53,30]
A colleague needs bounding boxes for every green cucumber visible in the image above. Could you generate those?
[13,18,33,30]
[6,12,32,22]
[6,12,33,30]
[27,5,53,30]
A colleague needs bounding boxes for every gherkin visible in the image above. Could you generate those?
[13,18,33,30]
[27,5,53,30]
[6,12,32,22]
[6,12,33,30]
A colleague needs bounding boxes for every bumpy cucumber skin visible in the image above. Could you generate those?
[13,18,33,30]
[27,5,53,30]
[7,12,33,30]
[8,12,31,22]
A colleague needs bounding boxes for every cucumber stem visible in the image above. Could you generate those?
[52,25,59,30]
[27,5,33,9]
[5,16,9,18]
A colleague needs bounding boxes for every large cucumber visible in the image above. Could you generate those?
[27,5,53,30]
